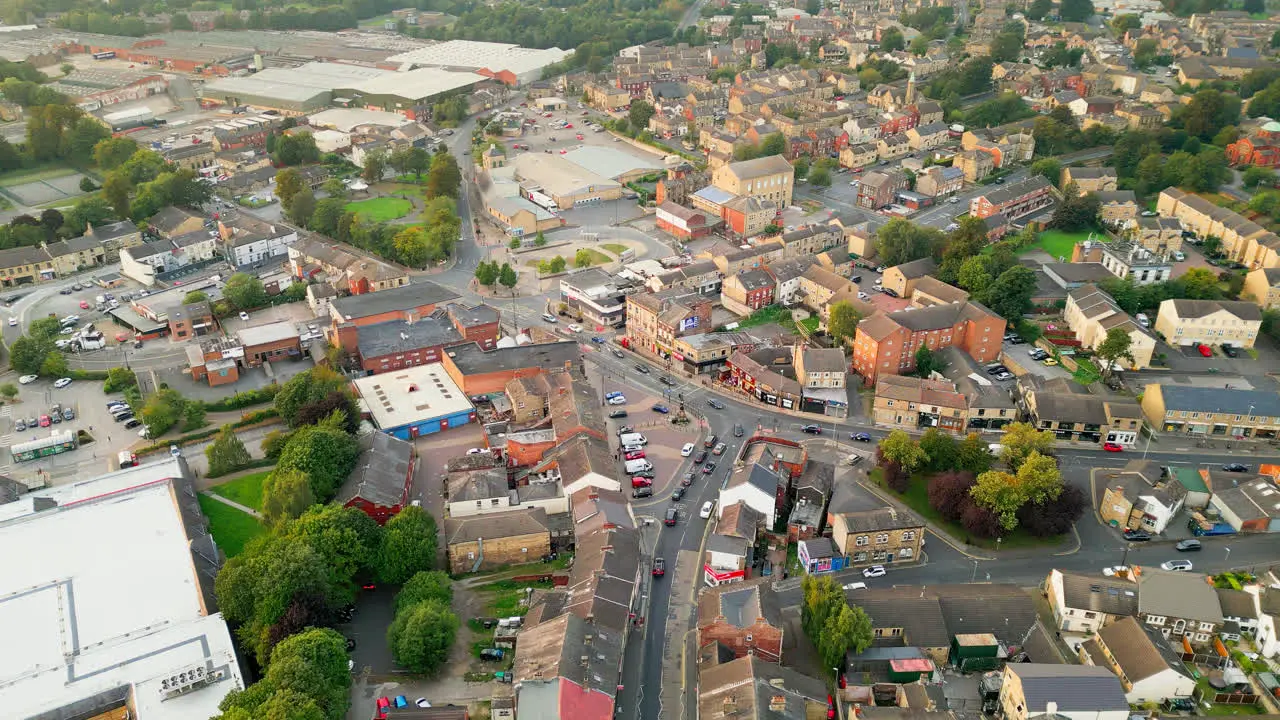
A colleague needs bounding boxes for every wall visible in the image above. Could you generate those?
[447,531,550,574]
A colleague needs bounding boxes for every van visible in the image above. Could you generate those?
[619,432,647,447]
[630,476,652,489]
[988,443,1004,455]
[541,313,557,323]
[704,434,717,448]
[624,459,653,474]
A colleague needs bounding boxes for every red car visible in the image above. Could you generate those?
[1197,343,1212,357]
[1102,442,1124,452]
[39,415,50,427]
[375,697,391,719]
[630,477,652,489]
[624,449,646,460]
[652,557,665,577]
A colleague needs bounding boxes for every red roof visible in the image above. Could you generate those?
[558,677,616,719]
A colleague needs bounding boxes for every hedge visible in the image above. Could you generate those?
[135,408,281,456]
[70,370,108,381]
[203,385,280,412]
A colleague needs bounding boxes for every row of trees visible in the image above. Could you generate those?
[474,260,519,292]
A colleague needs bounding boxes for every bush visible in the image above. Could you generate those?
[881,460,910,493]
[927,471,976,523]
[103,368,137,393]
[204,384,280,411]
[396,571,453,613]
[1016,484,1087,537]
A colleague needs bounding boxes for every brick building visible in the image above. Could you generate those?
[697,580,783,662]
[444,507,550,573]
[328,280,460,328]
[337,432,415,524]
[625,289,713,360]
[852,302,1006,384]
[969,176,1054,220]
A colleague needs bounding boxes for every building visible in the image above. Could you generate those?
[625,288,713,360]
[912,275,971,308]
[560,268,636,328]
[1096,191,1140,225]
[725,350,803,410]
[486,194,562,237]
[1226,121,1280,168]
[328,279,460,327]
[168,301,217,341]
[1097,460,1187,534]
[955,149,996,182]
[1154,298,1262,349]
[797,537,846,574]
[1063,285,1156,370]
[711,154,794,208]
[1209,476,1280,533]
[655,201,717,239]
[47,234,108,274]
[1136,568,1224,644]
[335,304,499,375]
[882,257,938,299]
[852,302,1006,384]
[1078,617,1196,704]
[237,320,302,366]
[1074,241,1171,285]
[697,580,783,661]
[857,169,909,209]
[218,214,298,269]
[440,340,580,396]
[829,508,924,568]
[970,175,1054,221]
[997,664,1129,720]
[1157,188,1280,269]
[720,463,786,528]
[289,236,410,294]
[337,432,415,524]
[351,364,476,439]
[1244,268,1280,309]
[721,268,777,314]
[873,375,969,434]
[444,507,550,574]
[916,165,965,197]
[1021,376,1143,446]
[1061,167,1118,193]
[697,657,828,720]
[1134,216,1184,253]
[1045,569,1139,634]
[0,457,243,720]
[385,39,571,86]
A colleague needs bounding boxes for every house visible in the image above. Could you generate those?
[970,176,1054,221]
[703,532,753,588]
[626,288,713,358]
[719,462,786,527]
[1096,191,1139,226]
[721,269,777,314]
[852,301,1006,384]
[655,201,716,239]
[1136,568,1224,644]
[1063,285,1156,370]
[1074,241,1171,285]
[1061,167,1118,194]
[337,432,415,524]
[444,506,550,574]
[1154,299,1262,349]
[1217,588,1260,640]
[218,215,298,269]
[797,537,846,575]
[1209,476,1280,533]
[1258,587,1280,658]
[1045,569,1139,634]
[725,351,803,410]
[912,275,970,308]
[46,234,108,274]
[954,149,996,182]
[873,375,968,434]
[697,579,783,661]
[1097,460,1187,534]
[915,165,964,198]
[1020,375,1143,446]
[1243,268,1280,309]
[1134,217,1184,254]
[857,170,909,209]
[794,347,846,390]
[168,301,216,340]
[882,257,938,299]
[906,122,950,151]
[997,664,1129,720]
[877,133,911,161]
[711,154,794,208]
[697,656,828,719]
[1042,262,1119,289]
[830,507,924,568]
[1078,617,1196,704]
[797,264,853,318]
[289,236,410,295]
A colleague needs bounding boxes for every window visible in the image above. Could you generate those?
[1194,633,1210,643]
[1199,622,1214,631]
[901,530,915,540]
[855,535,868,546]
[876,533,889,544]
[1146,615,1166,625]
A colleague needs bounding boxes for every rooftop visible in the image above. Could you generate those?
[352,363,473,430]
[330,279,459,321]
[1009,664,1129,712]
[357,313,463,360]
[337,432,413,508]
[236,319,299,347]
[1153,384,1280,418]
[1136,568,1224,624]
[445,340,580,377]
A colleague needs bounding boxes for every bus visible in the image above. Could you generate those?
[11,430,77,463]
[92,51,116,60]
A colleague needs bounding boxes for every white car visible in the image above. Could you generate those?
[465,447,489,455]
[606,395,627,405]
[843,582,868,590]
[239,311,249,321]
[1101,565,1131,577]
[857,291,870,300]
[862,565,886,578]
[18,374,37,384]
[60,327,75,335]
[699,500,715,519]
[681,442,695,457]
[53,377,72,389]
[567,323,583,333]
[7,317,15,327]
[139,426,150,438]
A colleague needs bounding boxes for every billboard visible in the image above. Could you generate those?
[680,316,699,332]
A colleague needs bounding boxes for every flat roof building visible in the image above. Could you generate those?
[384,39,572,86]
[352,363,477,440]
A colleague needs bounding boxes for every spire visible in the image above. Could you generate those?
[905,70,917,106]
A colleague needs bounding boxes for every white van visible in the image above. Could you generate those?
[619,432,647,447]
[988,443,1005,455]
[1136,313,1150,328]
[624,459,654,474]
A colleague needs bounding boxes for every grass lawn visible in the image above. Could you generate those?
[869,468,1062,550]
[198,495,264,558]
[345,196,413,223]
[574,249,612,266]
[1031,230,1100,260]
[209,470,270,510]
[799,316,820,333]
[0,164,80,187]
[737,305,796,331]
[601,243,630,256]
[1071,356,1102,385]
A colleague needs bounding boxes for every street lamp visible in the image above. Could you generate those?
[1225,546,1232,565]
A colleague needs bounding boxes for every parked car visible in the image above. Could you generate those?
[713,442,727,455]
[62,407,74,421]
[608,409,628,418]
[611,348,625,359]
[480,648,506,661]
[863,565,886,578]
[634,364,649,374]
[699,500,715,518]
[1222,345,1239,358]
[1102,442,1124,452]
[681,471,695,486]
[624,450,646,461]
[671,487,686,501]
[14,418,24,431]
[633,486,653,498]
[606,395,627,405]
[123,418,142,429]
[18,375,37,384]
[1122,529,1151,541]
[53,377,72,388]
[801,424,822,434]
[693,450,707,464]
[1222,463,1249,472]
[1175,539,1202,552]
[1160,559,1193,572]
[1197,343,1212,357]
[734,423,744,437]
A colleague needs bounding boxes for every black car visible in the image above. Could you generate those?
[733,424,744,437]
[882,288,899,298]
[664,507,678,526]
[850,432,872,442]
[1222,345,1239,358]
[671,487,686,501]
[707,398,725,410]
[1122,529,1151,542]
[658,376,675,386]
[634,364,649,374]
[633,486,653,498]
[985,365,1008,376]
[611,348,625,359]
[1222,463,1249,472]
[693,450,707,464]
[608,409,628,418]
[702,461,717,474]
[801,424,822,434]
[852,275,862,283]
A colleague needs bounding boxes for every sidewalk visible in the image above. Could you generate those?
[200,489,262,519]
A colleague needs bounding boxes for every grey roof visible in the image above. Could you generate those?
[447,302,499,328]
[1011,664,1128,712]
[706,533,749,557]
[728,462,783,497]
[1057,571,1139,617]
[736,268,776,291]
[1216,588,1258,620]
[1155,385,1280,418]
[1165,298,1262,322]
[800,536,837,559]
[979,175,1051,207]
[127,239,175,260]
[336,432,413,507]
[800,347,844,374]
[356,313,463,359]
[89,219,139,240]
[1137,568,1225,624]
[330,279,459,320]
[891,256,938,279]
[445,506,549,544]
[446,340,580,377]
[1066,167,1116,179]
[1043,262,1114,284]
[1095,190,1137,204]
[838,507,923,532]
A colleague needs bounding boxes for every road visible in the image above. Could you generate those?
[677,0,710,31]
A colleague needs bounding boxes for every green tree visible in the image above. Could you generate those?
[183,290,210,304]
[392,225,430,268]
[508,237,520,250]
[206,424,253,476]
[425,150,461,199]
[956,432,995,474]
[801,575,872,678]
[876,218,945,266]
[880,27,905,52]
[879,429,928,474]
[1049,187,1101,232]
[919,428,957,473]
[213,628,350,720]
[1030,158,1062,186]
[1175,266,1223,299]
[760,133,787,157]
[387,599,458,674]
[999,421,1055,471]
[223,273,269,310]
[274,168,304,206]
[276,424,361,502]
[972,451,1064,530]
[275,367,354,428]
[273,132,320,166]
[9,334,56,374]
[140,387,188,436]
[288,189,317,228]
[395,571,453,612]
[360,150,387,183]
[628,100,656,132]
[39,351,67,379]
[574,248,594,268]
[262,467,316,527]
[533,230,547,247]
[101,171,132,220]
[1095,326,1134,378]
[1059,0,1094,21]
[914,345,941,377]
[378,506,438,584]
[475,260,499,287]
[0,383,17,401]
[103,367,138,393]
[309,197,347,237]
[498,263,518,292]
[809,165,832,187]
[985,265,1037,321]
[1110,13,1140,34]
[1243,165,1277,189]
[827,300,860,345]
[183,401,207,432]
[93,137,140,170]
[28,316,62,340]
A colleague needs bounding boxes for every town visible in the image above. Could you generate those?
[0,0,1279,719]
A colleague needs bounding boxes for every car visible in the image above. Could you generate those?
[376,697,392,720]
[18,375,37,384]
[605,391,623,399]
[59,288,72,295]
[1160,559,1193,572]
[14,418,24,431]
[541,313,557,323]
[624,450,645,461]
[881,287,899,298]
[591,336,605,344]
[851,432,872,442]
[1102,442,1124,452]
[658,376,675,386]
[1222,463,1249,472]
[106,400,128,410]
[651,404,670,414]
[6,317,15,327]
[139,426,150,438]
[652,557,665,576]
[707,398,725,410]
[465,447,489,455]
[995,372,1014,381]
[681,442,695,456]
[1028,347,1048,358]
[567,323,583,333]
[985,365,1008,376]
[1042,358,1059,366]
[25,416,35,428]
[632,469,655,480]
[62,408,74,421]
[1175,539,1202,552]
[664,507,678,526]
[59,327,75,335]
[733,424,744,437]
[616,425,635,435]
[1122,529,1151,541]
[1102,565,1130,577]
[681,470,695,486]
[237,311,250,322]
[608,409,628,418]
[672,487,686,501]
[713,442,727,455]
[863,565,886,578]
[843,582,868,590]
[53,378,72,389]
[699,500,715,519]
[633,486,653,498]
[345,637,357,652]
[1171,250,1186,261]
[607,395,627,405]
[1222,345,1239,358]
[801,424,822,434]
[113,411,135,422]
[611,348,625,359]
[1197,343,1212,357]
[49,411,60,424]
[702,461,717,474]
[634,364,649,374]
[693,450,707,464]
[79,300,90,309]
[123,418,141,429]
[480,648,506,661]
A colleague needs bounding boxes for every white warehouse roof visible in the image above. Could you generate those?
[385,39,571,79]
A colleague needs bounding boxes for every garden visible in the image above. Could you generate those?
[344,195,413,223]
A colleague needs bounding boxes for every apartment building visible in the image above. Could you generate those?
[625,288,713,360]
[1141,383,1280,439]
[1063,285,1155,370]
[970,175,1054,220]
[852,302,1006,384]
[560,268,636,327]
[1243,268,1280,309]
[711,154,794,208]
[1153,298,1261,349]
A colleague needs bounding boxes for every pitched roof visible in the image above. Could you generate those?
[698,579,780,629]
[723,154,793,180]
[1056,570,1139,616]
[912,275,969,305]
[445,506,549,544]
[978,175,1051,207]
[1163,298,1262,322]
[1094,616,1183,684]
[891,257,938,279]
[1216,588,1258,620]
[335,432,413,507]
[836,507,923,533]
[1008,664,1129,713]
[1136,568,1224,624]
[697,656,827,720]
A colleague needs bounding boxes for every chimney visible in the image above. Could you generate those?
[769,695,787,712]
[1047,702,1058,716]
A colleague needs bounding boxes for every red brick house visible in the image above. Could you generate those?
[337,432,415,525]
[697,580,783,662]
[852,301,1006,384]
[1227,122,1280,167]
[655,201,716,239]
[969,175,1053,220]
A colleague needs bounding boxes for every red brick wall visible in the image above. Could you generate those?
[959,315,1006,363]
[458,321,500,350]
[699,619,782,661]
[244,337,300,366]
[507,438,557,467]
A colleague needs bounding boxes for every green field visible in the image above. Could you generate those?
[1030,230,1101,260]
[345,196,413,222]
[0,164,79,187]
[198,495,264,558]
[575,249,612,266]
[209,470,270,510]
[601,243,630,256]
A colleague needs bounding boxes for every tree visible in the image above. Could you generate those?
[914,345,941,377]
[876,218,944,266]
[475,260,499,287]
[9,334,55,375]
[628,100,656,133]
[999,422,1055,471]
[392,225,430,267]
[919,428,957,473]
[360,150,387,183]
[1243,165,1277,189]
[878,430,928,474]
[183,401,207,432]
[288,189,317,228]
[101,172,132,220]
[40,351,67,379]
[213,628,350,720]
[1059,0,1094,21]
[0,383,17,401]
[1175,266,1222,299]
[28,316,62,341]
[880,27,905,52]
[396,571,453,613]
[378,506,438,584]
[990,30,1024,62]
[533,230,547,247]
[760,133,787,157]
[827,300,860,345]
[1017,484,1086,537]
[273,132,320,166]
[276,424,361,501]
[801,575,872,678]
[498,263,518,293]
[425,150,461,199]
[956,433,995,474]
[985,265,1037,321]
[1030,158,1061,186]
[574,248,594,268]
[386,599,458,674]
[809,165,832,187]
[207,424,253,476]
[1178,89,1242,141]
[1110,13,1140,34]
[1049,187,1101,232]
[927,470,976,522]
[223,273,269,310]
[960,499,1003,539]
[94,137,140,170]
[262,468,316,526]
[275,367,356,428]
[972,450,1063,530]
[1095,326,1134,378]
[275,168,304,206]
[183,290,210,304]
[140,388,189,436]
